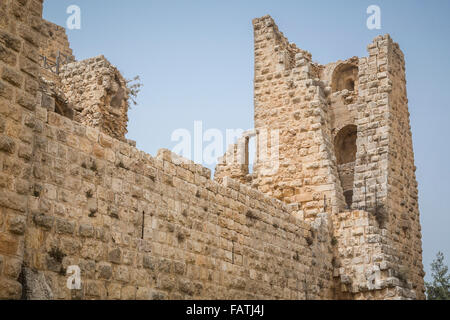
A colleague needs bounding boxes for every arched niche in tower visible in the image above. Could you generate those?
[335,125,357,165]
[334,124,357,209]
[332,63,359,93]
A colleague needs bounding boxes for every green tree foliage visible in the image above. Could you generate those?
[425,251,450,300]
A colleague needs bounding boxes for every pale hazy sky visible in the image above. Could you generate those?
[44,0,450,282]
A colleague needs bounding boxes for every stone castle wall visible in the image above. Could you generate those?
[6,107,336,300]
[384,38,424,296]
[0,2,424,300]
[332,210,416,299]
[37,19,74,84]
[39,19,74,64]
[0,2,333,298]
[0,0,44,299]
[59,56,130,141]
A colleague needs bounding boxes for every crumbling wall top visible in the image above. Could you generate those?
[58,55,131,140]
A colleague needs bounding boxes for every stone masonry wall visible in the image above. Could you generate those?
[38,19,74,84]
[215,130,255,185]
[0,9,337,300]
[59,56,130,141]
[0,0,44,299]
[214,16,425,299]
[250,15,346,218]
[335,35,424,299]
[332,211,417,300]
[0,2,424,300]
[39,19,74,63]
[19,109,334,300]
[384,38,425,298]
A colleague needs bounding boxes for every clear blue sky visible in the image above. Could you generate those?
[43,0,450,283]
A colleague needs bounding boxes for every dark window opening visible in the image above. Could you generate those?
[54,97,74,120]
[332,63,358,93]
[344,190,353,210]
[334,125,357,165]
[345,79,355,91]
[335,125,357,210]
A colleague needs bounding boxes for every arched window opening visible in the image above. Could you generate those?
[334,125,357,165]
[344,190,354,210]
[334,125,357,210]
[332,63,358,93]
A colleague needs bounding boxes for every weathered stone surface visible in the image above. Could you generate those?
[20,267,54,300]
[33,213,54,230]
[0,135,15,154]
[97,262,112,280]
[55,218,75,235]
[1,66,23,88]
[108,248,122,264]
[17,92,36,111]
[0,1,424,302]
[0,31,22,52]
[79,224,95,238]
[58,55,130,141]
[143,255,155,271]
[8,215,26,235]
[0,233,19,256]
[0,278,22,300]
[0,44,17,67]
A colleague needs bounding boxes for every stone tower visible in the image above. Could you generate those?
[216,15,425,299]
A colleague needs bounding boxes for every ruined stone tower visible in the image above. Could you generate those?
[0,0,424,300]
[216,15,425,299]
